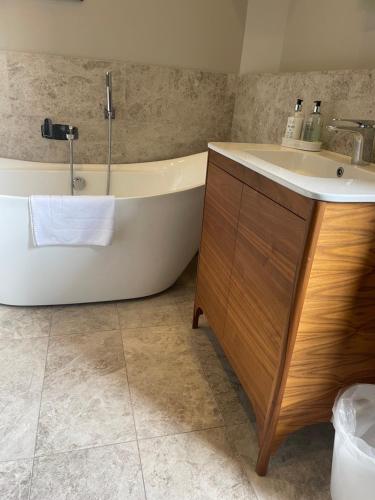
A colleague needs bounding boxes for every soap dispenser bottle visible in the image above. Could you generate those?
[302,100,322,142]
[284,99,304,139]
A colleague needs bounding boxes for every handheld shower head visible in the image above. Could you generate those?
[105,71,114,195]
[105,71,113,115]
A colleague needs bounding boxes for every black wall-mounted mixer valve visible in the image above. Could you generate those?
[41,118,78,140]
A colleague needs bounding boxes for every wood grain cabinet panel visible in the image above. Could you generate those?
[194,151,375,476]
[194,163,243,340]
[224,186,307,427]
[277,202,375,439]
[209,149,313,219]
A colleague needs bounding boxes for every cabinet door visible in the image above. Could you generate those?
[196,163,243,340]
[224,185,306,427]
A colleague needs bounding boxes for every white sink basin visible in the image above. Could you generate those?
[208,142,375,202]
[245,150,348,178]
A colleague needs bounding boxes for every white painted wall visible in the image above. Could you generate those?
[240,0,375,74]
[280,0,375,72]
[239,0,290,74]
[4,0,373,76]
[0,0,247,73]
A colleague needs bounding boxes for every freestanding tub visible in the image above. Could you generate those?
[0,152,207,306]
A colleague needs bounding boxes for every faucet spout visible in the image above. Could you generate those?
[327,119,375,166]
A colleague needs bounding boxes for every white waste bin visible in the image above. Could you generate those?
[331,384,375,500]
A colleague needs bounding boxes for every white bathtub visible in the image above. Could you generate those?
[0,152,207,306]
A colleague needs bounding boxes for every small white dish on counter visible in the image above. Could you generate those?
[208,142,375,203]
[281,137,322,152]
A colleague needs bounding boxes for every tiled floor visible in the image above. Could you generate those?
[0,260,334,500]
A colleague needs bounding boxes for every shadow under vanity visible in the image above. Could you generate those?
[193,144,375,476]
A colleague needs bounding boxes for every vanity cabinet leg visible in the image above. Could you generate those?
[192,304,202,329]
[255,419,288,476]
[255,444,272,476]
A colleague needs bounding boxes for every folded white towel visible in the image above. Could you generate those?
[29,195,115,247]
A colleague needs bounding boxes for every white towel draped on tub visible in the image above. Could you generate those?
[29,195,115,247]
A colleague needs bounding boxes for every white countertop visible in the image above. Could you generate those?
[208,142,375,203]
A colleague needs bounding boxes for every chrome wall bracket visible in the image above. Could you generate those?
[104,108,116,120]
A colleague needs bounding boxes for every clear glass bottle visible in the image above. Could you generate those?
[284,98,304,139]
[302,100,322,142]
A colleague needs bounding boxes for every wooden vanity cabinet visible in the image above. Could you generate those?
[193,149,375,475]
[224,185,307,434]
[193,163,243,342]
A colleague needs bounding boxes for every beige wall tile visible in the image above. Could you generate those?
[231,69,375,161]
[1,50,235,164]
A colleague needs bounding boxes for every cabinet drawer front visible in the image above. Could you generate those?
[196,163,243,338]
[224,185,306,423]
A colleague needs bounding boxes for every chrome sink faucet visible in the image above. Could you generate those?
[327,118,375,166]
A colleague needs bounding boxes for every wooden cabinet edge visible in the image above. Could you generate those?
[255,201,326,475]
[193,158,244,334]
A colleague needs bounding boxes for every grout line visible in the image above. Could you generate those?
[26,459,33,500]
[120,320,186,332]
[11,424,231,463]
[48,308,53,338]
[27,315,52,499]
[0,423,227,464]
[0,333,51,342]
[0,456,35,465]
[118,303,148,500]
[49,326,121,339]
[222,425,261,500]
[136,424,227,443]
[29,438,139,461]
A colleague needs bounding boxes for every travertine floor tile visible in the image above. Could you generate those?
[175,256,198,287]
[227,422,333,500]
[0,338,48,461]
[0,306,51,339]
[173,286,196,325]
[117,291,184,329]
[0,459,33,500]
[30,442,145,500]
[0,277,335,499]
[138,427,257,500]
[36,331,135,455]
[50,303,119,336]
[122,325,223,438]
[190,324,255,426]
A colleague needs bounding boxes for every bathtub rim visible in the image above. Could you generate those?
[0,151,208,201]
[0,150,207,171]
[0,183,205,202]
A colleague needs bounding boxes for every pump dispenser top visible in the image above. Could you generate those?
[302,100,322,142]
[284,98,304,140]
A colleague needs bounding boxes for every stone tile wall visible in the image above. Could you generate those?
[0,51,236,163]
[231,69,375,160]
[1,50,374,165]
